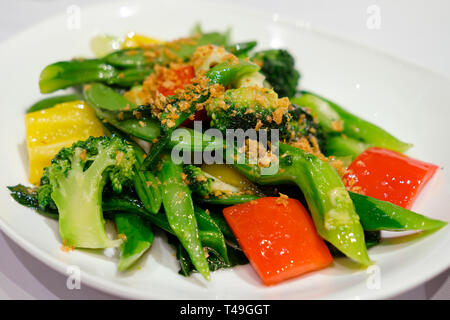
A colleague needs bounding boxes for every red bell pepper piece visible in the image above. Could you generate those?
[223,197,333,286]
[157,65,208,126]
[157,65,195,97]
[343,147,438,209]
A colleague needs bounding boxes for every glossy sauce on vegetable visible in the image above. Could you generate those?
[343,147,438,209]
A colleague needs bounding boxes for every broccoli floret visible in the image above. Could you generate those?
[206,86,323,149]
[183,165,213,197]
[39,136,136,249]
[288,104,325,150]
[252,49,300,98]
[206,86,292,138]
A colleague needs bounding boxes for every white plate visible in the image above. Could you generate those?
[0,0,449,300]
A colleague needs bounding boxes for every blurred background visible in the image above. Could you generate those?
[0,0,448,299]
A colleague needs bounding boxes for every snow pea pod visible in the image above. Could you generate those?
[103,195,230,262]
[103,196,173,231]
[327,231,381,257]
[103,32,230,68]
[168,235,247,276]
[206,60,260,86]
[84,83,161,142]
[115,213,154,272]
[194,207,229,264]
[325,135,372,160]
[226,41,257,57]
[7,185,59,220]
[38,31,230,93]
[169,235,195,276]
[349,192,447,231]
[8,184,239,270]
[39,58,153,93]
[27,93,84,113]
[132,168,161,214]
[107,68,153,87]
[168,128,224,152]
[133,144,162,215]
[197,194,261,206]
[208,210,240,250]
[157,154,210,280]
[39,60,119,94]
[292,92,412,153]
[234,143,371,266]
[84,82,137,111]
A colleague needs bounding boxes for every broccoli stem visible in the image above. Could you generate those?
[52,147,122,248]
[234,143,371,266]
[157,154,210,280]
[292,92,412,153]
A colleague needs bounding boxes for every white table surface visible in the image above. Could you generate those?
[0,0,448,300]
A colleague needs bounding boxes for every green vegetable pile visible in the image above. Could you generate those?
[8,26,446,279]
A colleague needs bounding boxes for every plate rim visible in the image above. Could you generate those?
[0,0,449,300]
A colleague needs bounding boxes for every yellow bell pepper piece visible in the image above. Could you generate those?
[25,101,105,185]
[122,32,164,49]
[201,164,260,194]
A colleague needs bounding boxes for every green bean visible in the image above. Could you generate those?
[157,153,210,280]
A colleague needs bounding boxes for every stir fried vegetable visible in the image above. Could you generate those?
[39,136,136,248]
[224,197,333,285]
[344,147,439,209]
[8,26,447,286]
